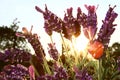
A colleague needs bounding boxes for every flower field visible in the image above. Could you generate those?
[0,4,120,80]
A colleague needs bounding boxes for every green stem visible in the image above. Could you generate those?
[58,54,63,66]
[50,35,54,44]
[98,59,102,80]
[70,38,78,65]
[30,60,40,77]
[60,32,69,56]
[40,45,51,74]
[79,49,88,67]
[43,56,52,74]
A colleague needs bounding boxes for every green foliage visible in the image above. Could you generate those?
[99,42,120,80]
[0,19,29,51]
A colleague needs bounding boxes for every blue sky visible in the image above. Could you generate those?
[0,0,120,46]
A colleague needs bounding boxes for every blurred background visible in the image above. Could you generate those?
[0,0,120,56]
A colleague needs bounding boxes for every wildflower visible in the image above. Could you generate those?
[104,5,116,21]
[3,48,31,63]
[53,63,68,80]
[73,66,93,80]
[82,5,98,41]
[97,5,118,48]
[16,27,46,76]
[63,7,81,40]
[48,43,59,61]
[87,5,118,59]
[35,5,63,35]
[17,26,45,63]
[0,64,29,80]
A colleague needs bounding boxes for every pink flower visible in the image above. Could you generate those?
[29,65,35,80]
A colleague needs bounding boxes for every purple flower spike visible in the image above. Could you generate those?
[35,5,63,35]
[2,48,31,63]
[37,63,68,80]
[48,43,59,61]
[104,5,116,21]
[73,66,93,80]
[53,63,68,80]
[0,64,29,80]
[16,27,45,63]
[82,5,98,41]
[97,5,118,48]
[63,7,81,40]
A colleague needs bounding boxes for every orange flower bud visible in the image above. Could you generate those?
[88,41,104,59]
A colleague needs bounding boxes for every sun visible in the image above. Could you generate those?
[60,30,89,57]
[73,31,89,52]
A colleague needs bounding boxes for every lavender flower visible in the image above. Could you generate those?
[2,48,31,63]
[17,27,45,63]
[48,43,59,61]
[53,63,68,80]
[35,5,63,35]
[0,64,29,80]
[73,66,93,80]
[82,5,98,41]
[104,5,116,22]
[97,5,118,48]
[63,7,81,40]
[16,27,46,76]
[36,63,68,80]
[77,6,94,40]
